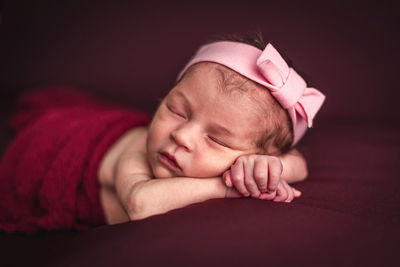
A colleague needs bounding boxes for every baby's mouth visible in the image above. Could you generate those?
[159,152,181,171]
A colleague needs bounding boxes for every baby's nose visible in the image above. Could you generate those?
[170,124,197,152]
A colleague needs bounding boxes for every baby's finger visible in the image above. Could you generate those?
[293,188,302,197]
[267,157,282,193]
[259,191,276,200]
[253,157,268,193]
[273,182,288,202]
[243,158,261,198]
[230,159,249,197]
[222,170,233,187]
[282,181,294,202]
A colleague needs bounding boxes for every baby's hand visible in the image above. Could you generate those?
[222,155,301,203]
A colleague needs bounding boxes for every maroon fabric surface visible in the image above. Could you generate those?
[1,0,399,266]
[0,88,150,233]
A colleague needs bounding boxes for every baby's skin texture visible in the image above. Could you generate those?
[98,63,308,224]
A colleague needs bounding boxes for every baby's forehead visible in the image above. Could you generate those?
[190,63,276,111]
[185,62,249,90]
[185,63,274,101]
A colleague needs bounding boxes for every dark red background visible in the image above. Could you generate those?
[1,0,399,266]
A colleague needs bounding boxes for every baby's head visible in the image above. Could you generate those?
[146,35,325,179]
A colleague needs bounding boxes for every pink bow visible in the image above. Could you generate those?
[256,44,325,128]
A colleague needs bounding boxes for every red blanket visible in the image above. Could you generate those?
[0,87,151,233]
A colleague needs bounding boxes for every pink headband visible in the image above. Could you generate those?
[177,41,326,146]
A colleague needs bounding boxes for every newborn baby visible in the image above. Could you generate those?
[98,39,325,223]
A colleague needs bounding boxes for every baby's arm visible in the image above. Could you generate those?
[114,152,240,221]
[279,148,308,184]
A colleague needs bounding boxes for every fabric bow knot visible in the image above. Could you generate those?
[256,44,325,128]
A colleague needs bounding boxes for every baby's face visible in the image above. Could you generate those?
[146,63,266,178]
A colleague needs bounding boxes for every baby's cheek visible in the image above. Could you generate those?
[192,153,234,177]
[148,120,170,144]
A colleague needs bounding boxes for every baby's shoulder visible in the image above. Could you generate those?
[119,126,148,154]
[98,126,148,187]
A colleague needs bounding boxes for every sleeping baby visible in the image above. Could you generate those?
[98,35,325,223]
[0,34,325,232]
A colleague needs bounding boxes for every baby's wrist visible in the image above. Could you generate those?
[224,186,231,198]
[211,177,232,198]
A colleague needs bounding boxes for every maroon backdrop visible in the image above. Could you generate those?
[1,0,399,266]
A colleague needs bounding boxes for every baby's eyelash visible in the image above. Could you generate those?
[166,104,186,118]
[208,136,228,148]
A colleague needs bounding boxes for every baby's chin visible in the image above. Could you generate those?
[150,164,180,179]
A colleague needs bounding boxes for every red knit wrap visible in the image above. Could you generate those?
[0,87,151,233]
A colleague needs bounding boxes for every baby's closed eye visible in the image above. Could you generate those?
[166,103,186,119]
[207,135,229,148]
